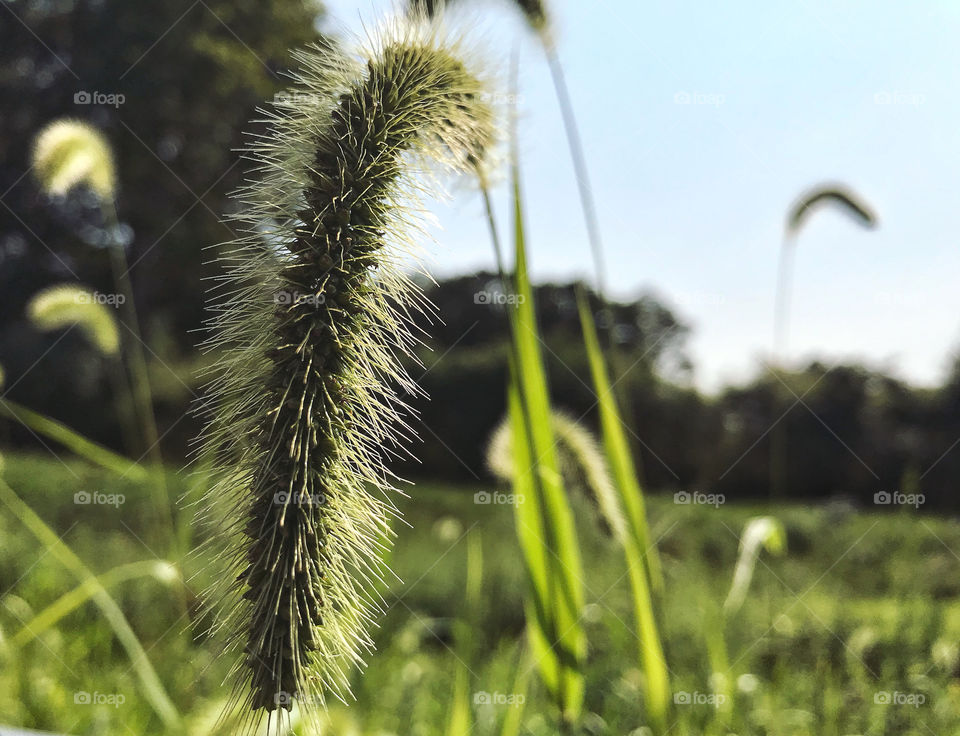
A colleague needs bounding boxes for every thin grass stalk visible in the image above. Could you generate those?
[11,559,178,647]
[0,398,148,480]
[770,184,877,498]
[0,477,181,730]
[101,201,176,539]
[445,533,483,736]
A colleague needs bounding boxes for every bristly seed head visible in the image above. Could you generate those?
[194,17,494,734]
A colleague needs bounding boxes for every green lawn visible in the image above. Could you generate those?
[1,453,959,735]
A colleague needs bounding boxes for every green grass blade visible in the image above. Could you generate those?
[498,645,533,736]
[575,290,663,592]
[509,157,586,723]
[446,664,472,736]
[508,377,560,698]
[0,477,182,730]
[576,289,670,731]
[11,560,179,647]
[0,398,148,481]
[446,534,484,736]
[624,541,671,732]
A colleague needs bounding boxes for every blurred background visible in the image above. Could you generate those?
[3,0,960,507]
[3,1,960,734]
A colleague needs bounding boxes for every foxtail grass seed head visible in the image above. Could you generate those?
[786,184,878,235]
[194,18,495,733]
[487,410,626,539]
[32,119,116,200]
[412,0,550,43]
[27,285,121,356]
[724,516,786,616]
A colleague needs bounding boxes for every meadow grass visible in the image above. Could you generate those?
[3,454,960,735]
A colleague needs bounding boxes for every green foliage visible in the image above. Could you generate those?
[5,458,960,734]
[576,290,663,591]
[0,474,181,730]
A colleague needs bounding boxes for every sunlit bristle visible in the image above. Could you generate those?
[192,16,495,734]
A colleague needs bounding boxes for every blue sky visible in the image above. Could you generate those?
[321,0,960,393]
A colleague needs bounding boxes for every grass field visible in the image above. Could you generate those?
[1,453,959,735]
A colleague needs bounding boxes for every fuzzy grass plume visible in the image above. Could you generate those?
[32,119,116,200]
[27,284,120,356]
[786,183,878,235]
[487,410,626,539]
[195,19,493,733]
[415,0,549,37]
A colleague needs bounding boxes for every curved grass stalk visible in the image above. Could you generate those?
[771,183,878,497]
[11,559,179,647]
